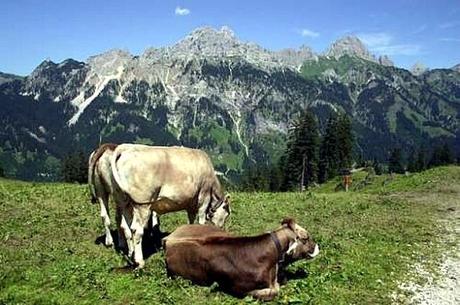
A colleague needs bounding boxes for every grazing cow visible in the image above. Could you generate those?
[163,218,319,301]
[88,143,157,252]
[111,144,231,268]
[88,143,120,247]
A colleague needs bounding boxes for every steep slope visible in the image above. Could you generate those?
[300,54,459,156]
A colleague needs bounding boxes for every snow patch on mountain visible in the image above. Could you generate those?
[68,65,125,125]
[25,129,46,143]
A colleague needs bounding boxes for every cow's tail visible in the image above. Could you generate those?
[110,146,127,194]
[88,143,119,204]
[88,151,98,204]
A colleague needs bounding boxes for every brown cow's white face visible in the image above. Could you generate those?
[206,194,231,228]
[283,218,319,261]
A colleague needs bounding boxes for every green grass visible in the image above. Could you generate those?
[1,166,459,304]
[300,55,384,80]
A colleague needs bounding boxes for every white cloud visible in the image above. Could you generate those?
[357,32,421,56]
[175,6,190,16]
[300,28,320,38]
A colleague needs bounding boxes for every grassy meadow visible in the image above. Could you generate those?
[1,166,459,305]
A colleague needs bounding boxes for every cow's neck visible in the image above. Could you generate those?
[270,227,296,262]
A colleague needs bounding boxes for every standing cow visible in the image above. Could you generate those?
[163,218,319,300]
[111,144,231,268]
[88,143,119,247]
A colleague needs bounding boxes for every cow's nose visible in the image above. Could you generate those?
[308,244,320,258]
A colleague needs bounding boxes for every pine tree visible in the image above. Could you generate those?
[282,110,319,191]
[336,113,354,169]
[0,163,4,177]
[61,151,88,183]
[388,148,405,174]
[372,159,383,175]
[429,145,443,167]
[416,147,427,171]
[407,149,418,172]
[269,161,284,192]
[439,143,454,165]
[318,112,354,183]
[318,114,339,183]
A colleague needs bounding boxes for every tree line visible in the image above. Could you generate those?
[241,111,354,191]
[0,111,457,185]
[241,110,458,191]
[386,143,456,174]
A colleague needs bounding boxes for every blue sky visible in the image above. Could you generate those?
[1,0,459,75]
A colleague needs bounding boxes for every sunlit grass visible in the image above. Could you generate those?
[0,167,459,304]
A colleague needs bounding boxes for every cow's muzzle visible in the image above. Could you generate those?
[308,244,320,258]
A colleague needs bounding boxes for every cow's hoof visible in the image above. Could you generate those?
[134,260,145,270]
[105,237,114,247]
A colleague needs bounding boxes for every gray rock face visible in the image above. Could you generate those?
[275,46,318,69]
[150,26,286,70]
[378,55,394,66]
[23,59,87,102]
[451,64,460,72]
[410,62,429,76]
[325,36,376,62]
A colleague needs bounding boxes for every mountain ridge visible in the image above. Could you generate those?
[0,26,459,181]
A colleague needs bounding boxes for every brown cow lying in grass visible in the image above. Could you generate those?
[163,218,319,301]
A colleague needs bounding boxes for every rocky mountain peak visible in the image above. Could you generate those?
[326,36,375,62]
[171,26,251,58]
[30,59,57,76]
[189,26,236,41]
[87,49,132,76]
[410,62,429,76]
[378,55,394,66]
[275,45,318,68]
[163,26,284,70]
[451,64,460,72]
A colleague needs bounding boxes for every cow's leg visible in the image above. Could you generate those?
[131,204,151,269]
[248,283,280,301]
[119,202,133,256]
[115,203,127,251]
[187,208,198,224]
[196,191,211,224]
[150,211,159,228]
[98,196,113,247]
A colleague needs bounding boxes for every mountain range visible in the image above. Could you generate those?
[1,26,459,181]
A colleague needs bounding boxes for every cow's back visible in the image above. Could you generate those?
[112,145,221,205]
[165,224,231,242]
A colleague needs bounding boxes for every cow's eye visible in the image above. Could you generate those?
[299,237,309,244]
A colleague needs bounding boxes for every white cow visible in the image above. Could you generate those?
[111,144,231,268]
[88,143,133,249]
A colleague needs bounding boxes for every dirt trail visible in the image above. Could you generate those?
[394,190,460,305]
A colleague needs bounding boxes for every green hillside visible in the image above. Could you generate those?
[1,166,459,304]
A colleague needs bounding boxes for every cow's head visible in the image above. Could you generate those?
[206,194,231,228]
[282,218,319,261]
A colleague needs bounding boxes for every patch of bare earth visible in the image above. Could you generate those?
[393,190,460,305]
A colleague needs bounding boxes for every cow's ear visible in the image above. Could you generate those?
[224,194,231,205]
[281,218,296,231]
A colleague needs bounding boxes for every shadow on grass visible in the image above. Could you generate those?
[95,226,170,271]
[278,267,309,285]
